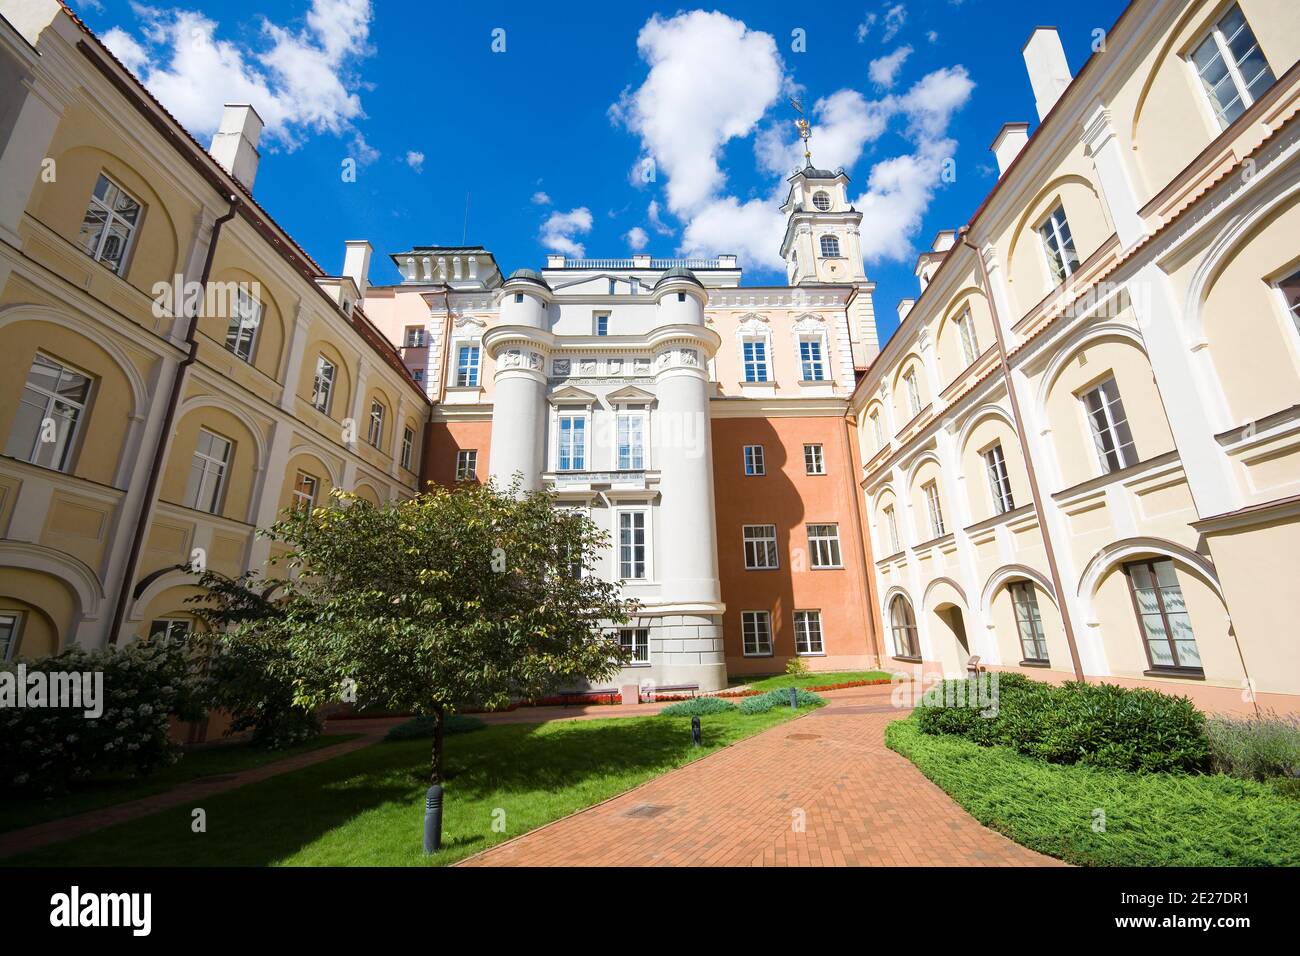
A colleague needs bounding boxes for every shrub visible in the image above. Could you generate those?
[737,688,825,714]
[203,631,322,750]
[784,657,810,677]
[659,696,737,717]
[384,713,488,741]
[0,639,207,794]
[914,673,1209,774]
[1207,711,1300,782]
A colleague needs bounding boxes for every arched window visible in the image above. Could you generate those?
[889,595,919,658]
[819,235,841,258]
[812,191,831,211]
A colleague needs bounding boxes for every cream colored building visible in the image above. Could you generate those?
[851,0,1300,714]
[0,1,427,662]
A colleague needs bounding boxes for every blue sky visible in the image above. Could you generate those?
[75,0,1128,345]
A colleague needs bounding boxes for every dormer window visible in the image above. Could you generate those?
[812,191,831,211]
[819,235,841,258]
[595,314,609,336]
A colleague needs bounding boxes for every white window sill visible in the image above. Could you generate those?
[443,386,483,405]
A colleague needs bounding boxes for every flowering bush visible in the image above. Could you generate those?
[0,640,208,794]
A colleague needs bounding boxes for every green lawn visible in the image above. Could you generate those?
[887,716,1300,866]
[8,706,814,867]
[744,670,892,691]
[0,734,360,835]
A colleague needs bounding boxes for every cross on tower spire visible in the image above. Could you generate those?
[790,96,813,168]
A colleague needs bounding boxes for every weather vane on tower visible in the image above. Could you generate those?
[790,96,813,168]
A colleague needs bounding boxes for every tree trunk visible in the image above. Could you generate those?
[429,702,444,786]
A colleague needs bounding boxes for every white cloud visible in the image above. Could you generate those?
[678,196,786,271]
[647,199,674,236]
[405,150,424,172]
[855,13,877,43]
[626,226,649,251]
[610,11,784,217]
[539,207,593,258]
[101,0,374,152]
[869,45,913,89]
[531,191,552,205]
[756,89,890,177]
[881,4,907,43]
[927,30,939,44]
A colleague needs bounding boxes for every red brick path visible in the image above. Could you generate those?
[460,684,1062,867]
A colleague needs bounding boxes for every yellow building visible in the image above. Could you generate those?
[851,0,1300,714]
[0,1,427,662]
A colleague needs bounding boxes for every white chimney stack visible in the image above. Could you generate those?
[343,240,373,300]
[897,298,916,321]
[991,122,1031,176]
[209,104,264,190]
[1023,28,1072,121]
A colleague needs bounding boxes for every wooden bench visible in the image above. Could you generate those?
[640,682,700,701]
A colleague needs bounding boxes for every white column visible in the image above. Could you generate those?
[917,324,945,413]
[346,356,370,453]
[1081,103,1147,251]
[485,341,548,491]
[246,421,293,573]
[0,72,67,248]
[279,305,313,412]
[981,245,1021,345]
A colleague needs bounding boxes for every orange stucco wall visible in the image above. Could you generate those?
[712,415,879,676]
[423,420,492,489]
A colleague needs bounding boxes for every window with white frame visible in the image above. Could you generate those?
[184,428,232,514]
[594,314,609,336]
[742,338,769,382]
[225,287,261,362]
[616,409,646,470]
[808,523,842,568]
[619,627,650,664]
[557,414,586,471]
[922,481,945,538]
[984,442,1015,515]
[1081,376,1137,474]
[147,618,192,642]
[799,338,826,381]
[4,353,92,473]
[819,235,841,258]
[311,355,335,414]
[292,470,318,513]
[956,309,980,366]
[1009,581,1049,663]
[889,596,920,658]
[1280,269,1300,339]
[367,400,385,448]
[1125,558,1202,672]
[904,368,921,417]
[1039,204,1080,284]
[743,444,765,476]
[811,191,831,211]
[0,611,21,662]
[455,344,481,387]
[455,449,477,481]
[743,524,779,570]
[871,410,884,450]
[77,173,142,275]
[742,610,773,656]
[794,610,824,655]
[618,510,648,580]
[401,427,414,470]
[403,326,426,348]
[883,505,900,553]
[804,443,825,475]
[1190,4,1275,129]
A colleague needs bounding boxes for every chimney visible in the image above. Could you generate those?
[209,104,264,190]
[1023,28,1072,121]
[343,240,373,299]
[897,298,915,321]
[991,122,1031,176]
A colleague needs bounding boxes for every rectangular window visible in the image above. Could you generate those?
[412,369,425,385]
[401,427,414,470]
[743,444,765,476]
[923,481,945,538]
[403,326,426,348]
[225,287,261,362]
[871,411,884,450]
[742,610,773,656]
[803,443,825,475]
[147,618,192,643]
[1126,559,1202,672]
[557,414,586,471]
[616,412,645,470]
[292,471,318,513]
[1082,377,1137,474]
[595,314,609,336]
[984,443,1015,515]
[455,449,477,482]
[367,400,385,448]
[1280,269,1300,339]
[800,339,825,381]
[743,339,769,382]
[311,356,335,414]
[808,523,842,568]
[794,610,824,655]
[1191,4,1275,129]
[904,369,921,417]
[743,524,779,570]
[619,627,650,664]
[1010,582,1049,663]
[455,345,481,388]
[618,510,647,580]
[4,353,92,473]
[957,309,979,366]
[0,611,20,662]
[183,428,232,514]
[1039,204,1080,284]
[883,506,900,553]
[77,173,142,275]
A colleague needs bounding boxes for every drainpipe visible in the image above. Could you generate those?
[109,194,241,643]
[842,413,886,667]
[959,227,1085,681]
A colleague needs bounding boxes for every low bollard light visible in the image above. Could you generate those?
[788,686,798,709]
[423,783,444,854]
[691,715,702,747]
